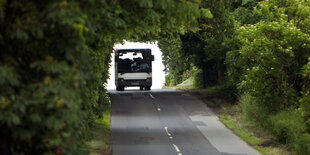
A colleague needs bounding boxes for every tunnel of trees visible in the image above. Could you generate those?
[160,0,310,154]
[0,0,310,154]
[0,0,209,154]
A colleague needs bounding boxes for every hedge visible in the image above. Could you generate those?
[0,0,205,154]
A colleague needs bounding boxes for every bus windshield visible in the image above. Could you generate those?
[116,49,152,73]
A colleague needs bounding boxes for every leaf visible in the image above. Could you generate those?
[11,113,21,125]
[138,0,153,8]
[242,0,254,6]
[30,113,41,123]
[200,8,213,19]
[0,0,6,8]
[0,97,10,109]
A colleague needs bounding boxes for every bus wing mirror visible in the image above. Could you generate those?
[151,55,154,61]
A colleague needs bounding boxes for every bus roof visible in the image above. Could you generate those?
[115,48,151,51]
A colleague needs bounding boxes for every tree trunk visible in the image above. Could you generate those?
[217,59,223,84]
[202,63,207,88]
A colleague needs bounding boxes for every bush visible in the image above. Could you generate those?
[240,93,310,154]
[239,93,269,125]
[191,67,204,88]
[294,133,310,155]
[165,73,176,87]
[299,60,310,132]
[299,90,310,132]
[267,110,305,144]
[267,110,310,154]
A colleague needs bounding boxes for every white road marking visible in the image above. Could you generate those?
[149,93,155,99]
[164,127,172,136]
[164,127,182,154]
[172,143,181,153]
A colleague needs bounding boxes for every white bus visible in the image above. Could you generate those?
[115,48,154,91]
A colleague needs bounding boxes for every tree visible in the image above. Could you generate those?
[158,34,189,85]
[0,0,204,154]
[178,0,234,88]
[227,0,310,112]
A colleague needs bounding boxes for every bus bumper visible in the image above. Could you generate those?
[116,79,152,87]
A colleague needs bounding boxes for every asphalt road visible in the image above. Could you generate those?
[109,89,261,155]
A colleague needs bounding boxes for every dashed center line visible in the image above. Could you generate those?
[164,127,172,136]
[173,144,182,155]
[149,93,155,99]
[172,143,180,152]
[164,127,182,154]
[152,95,182,155]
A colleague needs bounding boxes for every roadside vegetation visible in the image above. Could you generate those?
[179,84,292,155]
[1,0,309,154]
[88,102,111,155]
[162,0,310,154]
[0,0,209,154]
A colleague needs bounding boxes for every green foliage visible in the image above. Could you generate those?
[176,0,235,88]
[299,91,310,131]
[160,0,310,154]
[228,0,310,112]
[268,110,305,144]
[88,102,111,154]
[239,93,269,124]
[240,93,310,154]
[220,114,262,146]
[299,59,310,132]
[164,73,175,87]
[159,0,237,88]
[0,1,104,153]
[159,35,189,86]
[233,7,259,25]
[266,109,310,154]
[230,0,262,25]
[294,133,310,155]
[191,67,204,88]
[0,0,204,154]
[227,2,310,153]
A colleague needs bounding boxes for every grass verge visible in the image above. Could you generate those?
[175,77,196,90]
[88,103,111,155]
[219,105,291,155]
